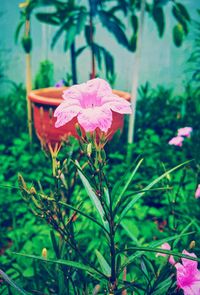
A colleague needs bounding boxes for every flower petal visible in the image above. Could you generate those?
[102,94,132,114]
[77,106,112,132]
[54,104,81,128]
[181,250,198,270]
[183,283,200,295]
[62,84,85,101]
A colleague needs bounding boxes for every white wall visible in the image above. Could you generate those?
[0,0,199,93]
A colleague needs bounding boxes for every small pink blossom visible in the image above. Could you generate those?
[54,78,132,133]
[168,136,184,147]
[156,243,171,257]
[195,185,200,199]
[156,243,175,264]
[175,250,200,295]
[178,127,193,138]
[156,245,200,294]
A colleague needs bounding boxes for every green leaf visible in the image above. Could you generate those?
[119,246,200,262]
[152,275,173,295]
[121,220,140,245]
[152,6,165,37]
[129,34,137,52]
[119,231,194,273]
[63,25,77,51]
[23,267,34,278]
[173,23,184,47]
[95,250,111,276]
[76,45,87,57]
[116,161,191,227]
[50,230,60,259]
[98,10,129,49]
[103,47,114,78]
[35,12,60,25]
[114,158,144,212]
[176,3,190,22]
[172,6,189,35]
[13,253,109,281]
[0,269,28,295]
[15,20,25,44]
[76,10,87,34]
[51,19,72,49]
[131,14,138,33]
[84,25,92,46]
[75,161,109,231]
[58,201,110,235]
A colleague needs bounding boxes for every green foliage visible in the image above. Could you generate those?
[188,10,200,97]
[34,60,54,89]
[0,84,26,145]
[1,84,200,294]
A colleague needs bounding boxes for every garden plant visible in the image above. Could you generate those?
[0,0,200,294]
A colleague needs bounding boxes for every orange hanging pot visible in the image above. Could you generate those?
[28,87,131,147]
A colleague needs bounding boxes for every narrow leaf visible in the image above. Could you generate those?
[114,158,144,210]
[116,161,191,227]
[75,160,109,231]
[152,6,165,37]
[95,250,111,276]
[13,253,108,280]
[58,201,109,235]
[0,269,28,295]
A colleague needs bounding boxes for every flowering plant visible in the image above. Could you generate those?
[13,79,200,294]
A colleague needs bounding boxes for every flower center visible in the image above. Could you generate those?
[80,92,102,109]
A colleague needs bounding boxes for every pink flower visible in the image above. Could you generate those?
[156,243,175,264]
[156,243,171,257]
[195,185,200,199]
[178,127,193,138]
[175,250,200,295]
[168,136,184,147]
[54,78,132,133]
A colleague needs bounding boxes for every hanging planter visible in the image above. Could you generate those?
[28,87,130,147]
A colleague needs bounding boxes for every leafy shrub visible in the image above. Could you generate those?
[0,84,27,145]
[34,60,54,89]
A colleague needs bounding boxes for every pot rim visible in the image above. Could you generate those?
[28,86,131,106]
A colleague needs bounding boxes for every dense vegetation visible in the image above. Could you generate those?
[0,81,199,294]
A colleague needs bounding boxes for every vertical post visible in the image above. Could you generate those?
[128,0,146,144]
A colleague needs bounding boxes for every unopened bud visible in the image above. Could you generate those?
[166,173,171,181]
[189,240,195,249]
[75,123,82,137]
[30,187,36,195]
[42,248,47,258]
[87,143,92,157]
[19,2,28,8]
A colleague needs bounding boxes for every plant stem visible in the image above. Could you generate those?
[70,41,77,84]
[108,177,117,291]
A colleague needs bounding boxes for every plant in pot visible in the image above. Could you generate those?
[28,0,135,148]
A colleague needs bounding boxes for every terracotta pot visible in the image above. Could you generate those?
[28,87,130,147]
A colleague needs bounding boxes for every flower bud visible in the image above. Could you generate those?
[87,143,92,157]
[75,123,82,137]
[189,240,195,249]
[42,248,47,258]
[30,187,36,195]
[21,35,32,54]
